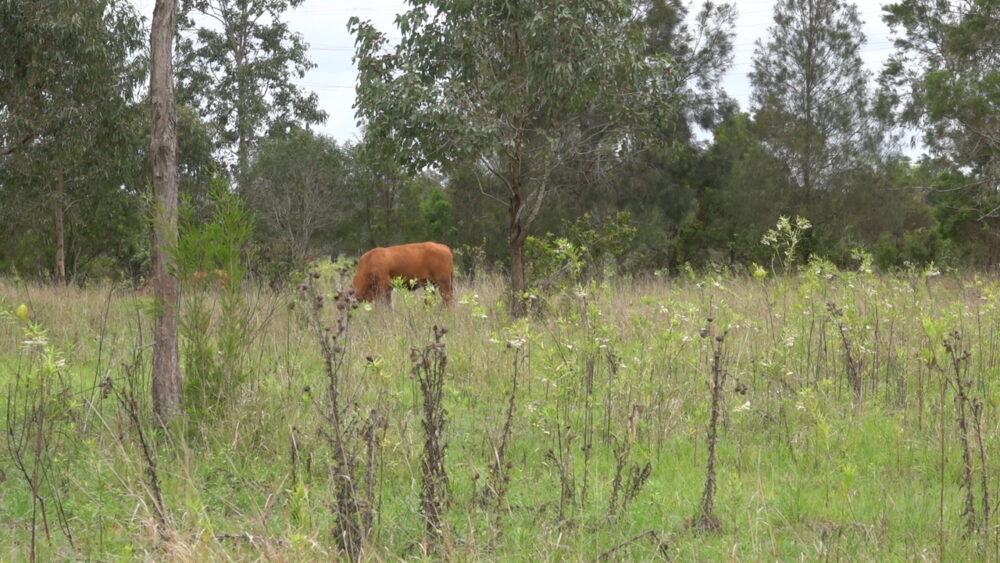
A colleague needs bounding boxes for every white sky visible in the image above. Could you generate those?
[132,0,900,147]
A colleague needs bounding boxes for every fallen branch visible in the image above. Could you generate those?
[213,533,285,545]
[596,530,667,561]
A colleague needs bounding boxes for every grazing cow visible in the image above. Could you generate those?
[190,269,230,289]
[349,242,454,305]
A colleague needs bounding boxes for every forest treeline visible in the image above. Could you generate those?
[1,0,998,285]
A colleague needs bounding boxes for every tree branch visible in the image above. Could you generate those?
[1,133,36,156]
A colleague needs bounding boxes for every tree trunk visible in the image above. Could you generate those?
[802,0,815,198]
[508,172,528,318]
[234,4,249,179]
[53,168,66,285]
[237,127,248,181]
[150,0,181,423]
[509,229,527,317]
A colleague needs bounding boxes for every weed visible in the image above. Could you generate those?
[607,405,651,520]
[413,325,450,547]
[4,311,77,560]
[300,273,385,559]
[691,317,728,533]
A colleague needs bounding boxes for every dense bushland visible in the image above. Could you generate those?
[4,264,1000,560]
[5,0,1000,287]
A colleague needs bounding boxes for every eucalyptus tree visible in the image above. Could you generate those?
[242,128,349,267]
[176,0,327,177]
[881,0,1000,219]
[640,0,737,133]
[351,0,666,316]
[596,0,736,268]
[0,0,146,282]
[750,0,878,196]
[150,0,182,422]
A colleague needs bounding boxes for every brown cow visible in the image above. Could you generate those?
[191,269,230,288]
[349,242,454,305]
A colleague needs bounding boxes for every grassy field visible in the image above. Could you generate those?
[3,265,1000,561]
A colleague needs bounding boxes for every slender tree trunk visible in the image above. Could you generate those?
[802,0,815,198]
[53,168,66,285]
[509,230,527,317]
[508,174,527,318]
[237,125,248,180]
[235,4,249,179]
[150,0,181,423]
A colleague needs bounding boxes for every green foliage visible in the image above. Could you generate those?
[304,256,357,295]
[174,105,227,215]
[878,0,1000,251]
[419,187,453,243]
[5,271,1000,559]
[692,113,797,268]
[874,228,955,271]
[639,0,738,130]
[442,164,508,268]
[526,212,637,292]
[0,230,51,279]
[881,0,1000,200]
[351,0,660,174]
[409,1,737,279]
[566,212,638,269]
[601,141,700,269]
[175,188,258,420]
[328,143,452,253]
[525,236,585,293]
[176,184,250,285]
[351,0,666,313]
[760,215,812,273]
[177,0,327,174]
[242,128,349,273]
[750,0,879,194]
[0,0,147,281]
[0,0,145,147]
[2,300,78,556]
[1,0,998,286]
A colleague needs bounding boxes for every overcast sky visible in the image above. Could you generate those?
[132,0,899,146]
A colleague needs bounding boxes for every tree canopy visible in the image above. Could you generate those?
[351,0,668,314]
[2,0,1000,282]
[750,0,879,195]
[881,0,1000,216]
[177,0,327,176]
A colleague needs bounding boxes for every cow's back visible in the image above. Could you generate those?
[353,242,453,302]
[391,242,451,279]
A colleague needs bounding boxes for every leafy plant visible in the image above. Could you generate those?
[526,212,637,295]
[3,303,78,560]
[175,187,261,420]
[760,215,812,273]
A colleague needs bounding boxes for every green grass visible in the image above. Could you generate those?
[3,268,1000,560]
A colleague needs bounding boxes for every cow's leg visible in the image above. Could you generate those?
[436,275,454,306]
[372,275,393,306]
